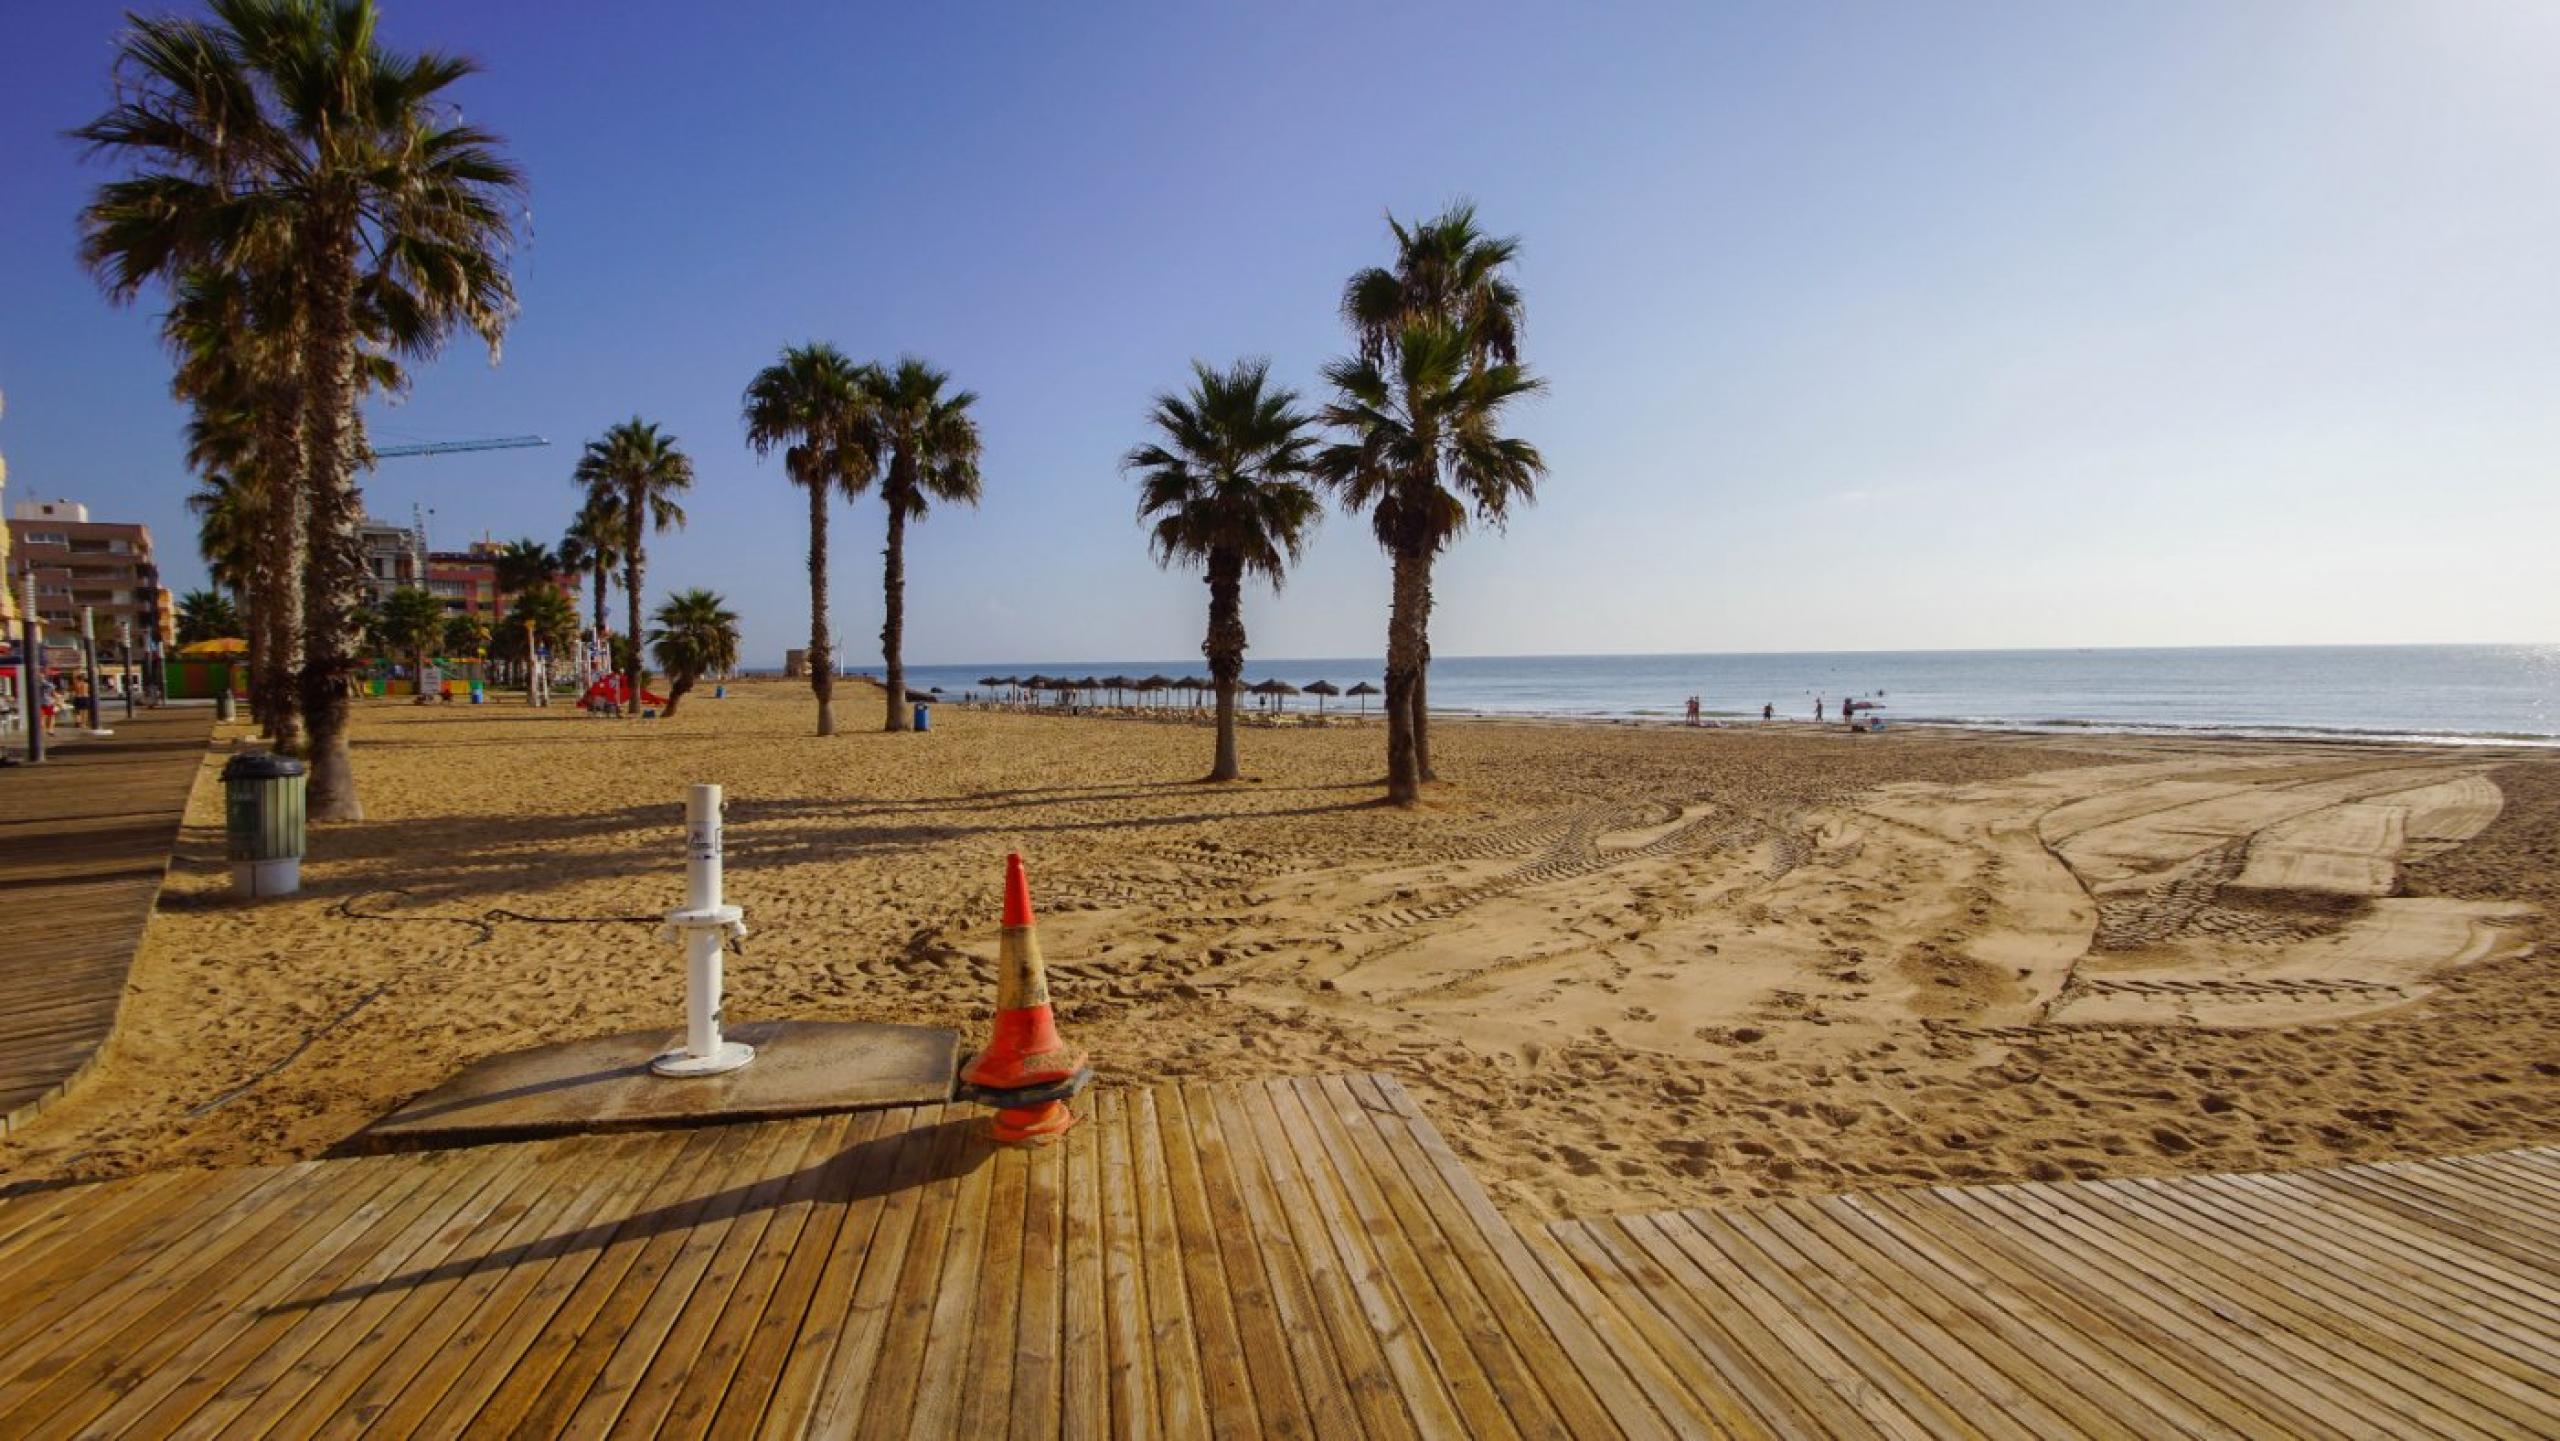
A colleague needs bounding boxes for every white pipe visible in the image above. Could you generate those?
[651,782,754,1076]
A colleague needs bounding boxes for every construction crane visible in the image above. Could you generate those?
[371,435,550,460]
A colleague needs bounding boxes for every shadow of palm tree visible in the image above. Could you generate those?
[268,1115,988,1313]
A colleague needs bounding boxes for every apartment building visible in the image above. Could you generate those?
[7,498,173,649]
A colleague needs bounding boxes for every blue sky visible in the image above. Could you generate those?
[4,1,2556,667]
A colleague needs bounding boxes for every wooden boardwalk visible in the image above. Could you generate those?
[0,706,213,1135]
[0,1074,2549,1438]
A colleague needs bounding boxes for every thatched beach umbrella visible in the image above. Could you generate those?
[1138,674,1173,708]
[1347,680,1380,715]
[1304,678,1340,714]
[1251,677,1301,711]
[1103,674,1135,706]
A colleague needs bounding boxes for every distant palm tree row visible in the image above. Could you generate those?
[743,351,982,735]
[1132,203,1545,804]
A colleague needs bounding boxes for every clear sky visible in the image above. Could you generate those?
[4,1,2556,667]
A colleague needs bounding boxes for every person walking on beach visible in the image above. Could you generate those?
[1814,697,1824,722]
[1763,702,1773,722]
[1685,695,1701,726]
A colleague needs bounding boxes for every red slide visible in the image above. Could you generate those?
[577,674,669,711]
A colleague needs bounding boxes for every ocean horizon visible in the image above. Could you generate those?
[746,643,2560,746]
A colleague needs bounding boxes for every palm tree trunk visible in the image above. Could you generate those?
[591,559,609,641]
[807,481,834,737]
[1382,542,1430,805]
[297,216,365,821]
[1413,655,1433,781]
[256,383,305,754]
[664,673,692,718]
[624,497,644,716]
[881,504,909,732]
[1204,550,1246,782]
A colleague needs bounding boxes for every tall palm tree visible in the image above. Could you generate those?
[168,267,305,749]
[75,0,525,820]
[572,419,691,715]
[743,343,880,736]
[647,588,741,718]
[867,358,981,731]
[1339,203,1527,776]
[1127,359,1320,782]
[502,580,578,680]
[1314,320,1545,805]
[558,495,623,643]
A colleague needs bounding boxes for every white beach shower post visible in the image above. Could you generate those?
[652,783,755,1077]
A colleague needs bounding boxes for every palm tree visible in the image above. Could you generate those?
[491,537,554,599]
[866,358,982,731]
[558,496,624,643]
[500,580,578,684]
[647,588,741,718]
[177,588,243,644]
[1127,359,1320,782]
[1314,320,1545,805]
[572,419,691,715]
[443,612,490,659]
[743,343,880,736]
[76,0,526,820]
[1339,202,1528,777]
[379,586,446,704]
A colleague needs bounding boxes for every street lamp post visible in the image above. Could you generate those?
[119,618,135,720]
[20,571,42,764]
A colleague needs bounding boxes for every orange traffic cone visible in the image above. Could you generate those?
[959,853,1091,1143]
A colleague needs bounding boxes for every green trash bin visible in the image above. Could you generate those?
[223,751,307,898]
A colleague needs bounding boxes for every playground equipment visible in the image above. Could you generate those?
[578,672,668,713]
[956,854,1092,1143]
[651,783,754,1077]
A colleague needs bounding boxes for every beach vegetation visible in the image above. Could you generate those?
[744,343,882,737]
[1319,205,1542,804]
[379,586,446,702]
[572,419,693,721]
[176,587,241,644]
[558,495,625,644]
[648,588,741,718]
[867,358,981,732]
[1127,358,1320,782]
[75,0,524,818]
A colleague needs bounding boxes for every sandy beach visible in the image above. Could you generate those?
[2,680,2551,1220]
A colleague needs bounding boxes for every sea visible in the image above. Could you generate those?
[820,645,2560,747]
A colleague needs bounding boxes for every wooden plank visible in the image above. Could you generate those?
[763,1104,946,1439]
[598,1120,843,1439]
[1309,1076,1566,1439]
[2076,1175,2547,1437]
[1005,1116,1070,1441]
[708,1107,902,1439]
[660,1113,874,1437]
[952,1126,1035,1441]
[2264,1167,2560,1309]
[1089,1088,1161,1440]
[414,1125,748,1439]
[819,1106,973,1440]
[886,1109,1002,1441]
[1127,1086,1210,1440]
[1769,1197,2148,1441]
[1914,1185,2382,1438]
[1278,1076,1518,1440]
[530,1122,811,1437]
[1970,1180,2486,1440]
[1055,1100,1110,1441]
[1154,1083,1273,1441]
[1837,1190,2243,1440]
[183,1143,555,1437]
[1233,1080,1431,1440]
[75,1149,489,1440]
[1198,1084,1369,1441]
[1351,1074,1659,1441]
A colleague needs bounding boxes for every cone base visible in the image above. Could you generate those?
[989,1100,1077,1145]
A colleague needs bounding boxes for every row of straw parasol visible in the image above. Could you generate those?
[970,674,1380,713]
